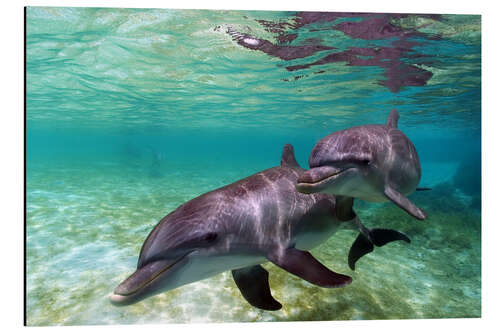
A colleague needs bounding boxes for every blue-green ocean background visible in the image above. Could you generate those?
[26,7,481,325]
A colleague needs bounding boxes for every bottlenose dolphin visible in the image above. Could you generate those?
[296,109,427,220]
[110,144,409,310]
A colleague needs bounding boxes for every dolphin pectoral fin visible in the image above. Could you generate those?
[348,229,411,270]
[267,248,352,288]
[348,233,374,270]
[384,186,427,220]
[281,143,301,168]
[232,265,282,311]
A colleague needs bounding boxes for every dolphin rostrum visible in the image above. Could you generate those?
[110,144,409,310]
[296,109,427,220]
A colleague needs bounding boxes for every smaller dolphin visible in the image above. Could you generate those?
[296,109,427,220]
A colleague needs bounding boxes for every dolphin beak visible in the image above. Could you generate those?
[296,166,343,194]
[110,255,188,306]
[109,293,132,306]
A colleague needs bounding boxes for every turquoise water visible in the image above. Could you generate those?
[26,7,481,326]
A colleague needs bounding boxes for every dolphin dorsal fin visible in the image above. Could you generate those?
[386,109,399,128]
[281,144,300,168]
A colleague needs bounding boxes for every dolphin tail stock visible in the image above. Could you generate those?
[267,248,352,288]
[232,265,282,311]
[384,185,427,220]
[348,227,411,271]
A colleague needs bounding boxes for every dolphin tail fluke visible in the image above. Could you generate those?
[369,228,411,246]
[348,228,411,270]
[281,143,301,168]
[232,265,282,311]
[384,185,427,220]
[348,233,373,271]
[268,248,352,288]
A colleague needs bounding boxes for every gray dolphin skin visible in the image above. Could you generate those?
[296,109,427,220]
[110,144,410,310]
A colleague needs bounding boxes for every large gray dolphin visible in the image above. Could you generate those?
[110,144,409,310]
[296,109,427,220]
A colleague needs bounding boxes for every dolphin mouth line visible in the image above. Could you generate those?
[114,253,189,297]
[298,168,347,187]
